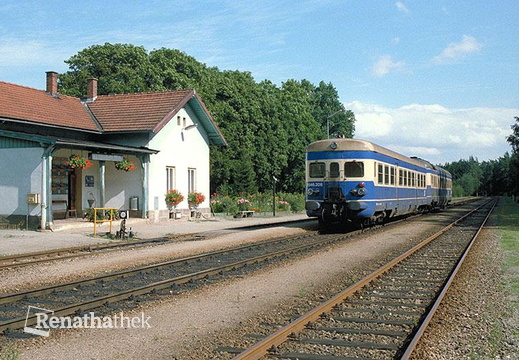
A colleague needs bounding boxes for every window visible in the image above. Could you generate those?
[309,162,326,178]
[330,162,340,178]
[344,161,364,177]
[188,168,196,193]
[378,164,384,184]
[399,169,403,186]
[384,165,390,185]
[390,167,396,185]
[166,166,176,190]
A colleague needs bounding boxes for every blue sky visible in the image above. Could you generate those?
[1,0,518,164]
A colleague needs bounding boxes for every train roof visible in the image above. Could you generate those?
[307,138,434,170]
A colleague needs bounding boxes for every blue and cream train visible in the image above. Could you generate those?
[305,138,452,226]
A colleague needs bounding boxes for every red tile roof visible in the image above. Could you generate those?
[0,81,225,145]
[87,90,194,133]
[0,81,100,132]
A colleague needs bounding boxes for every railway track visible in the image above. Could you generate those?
[0,198,474,271]
[0,226,364,335]
[226,198,496,359]
[0,218,315,270]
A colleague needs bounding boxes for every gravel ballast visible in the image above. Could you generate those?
[2,206,516,359]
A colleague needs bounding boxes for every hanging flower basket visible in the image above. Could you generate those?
[165,189,184,208]
[115,158,136,172]
[66,154,93,169]
[188,192,205,208]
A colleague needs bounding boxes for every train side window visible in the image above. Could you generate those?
[330,162,340,178]
[309,162,326,178]
[390,167,396,185]
[344,161,364,177]
[398,169,403,186]
[378,164,384,184]
[412,172,416,187]
[384,165,390,185]
[404,171,408,187]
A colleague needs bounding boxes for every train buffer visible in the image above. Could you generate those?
[234,210,255,218]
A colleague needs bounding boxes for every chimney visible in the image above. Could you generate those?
[46,71,58,96]
[87,78,98,101]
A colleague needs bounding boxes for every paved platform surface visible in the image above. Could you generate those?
[0,213,310,256]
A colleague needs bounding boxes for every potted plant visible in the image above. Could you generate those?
[188,191,205,208]
[115,157,136,172]
[165,189,184,219]
[66,154,93,169]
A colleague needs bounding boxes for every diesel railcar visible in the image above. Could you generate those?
[305,138,452,226]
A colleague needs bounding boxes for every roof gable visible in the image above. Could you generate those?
[87,89,193,133]
[87,89,227,146]
[0,80,226,146]
[0,81,100,132]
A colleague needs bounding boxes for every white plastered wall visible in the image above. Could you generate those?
[147,106,210,214]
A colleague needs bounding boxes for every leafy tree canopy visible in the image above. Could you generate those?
[59,43,355,195]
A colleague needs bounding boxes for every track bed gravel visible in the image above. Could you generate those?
[410,212,518,359]
[3,205,514,359]
[4,213,448,359]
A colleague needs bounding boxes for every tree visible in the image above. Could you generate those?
[58,43,355,195]
[305,80,355,138]
[507,116,519,153]
[59,43,158,96]
[507,116,519,199]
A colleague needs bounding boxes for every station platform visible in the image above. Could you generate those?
[0,212,310,256]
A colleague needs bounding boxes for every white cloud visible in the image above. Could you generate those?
[372,55,406,77]
[432,35,483,64]
[346,101,518,164]
[395,2,410,14]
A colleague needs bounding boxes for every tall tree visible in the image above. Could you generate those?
[507,116,519,153]
[305,80,355,139]
[507,116,519,199]
[58,43,355,195]
[59,43,158,96]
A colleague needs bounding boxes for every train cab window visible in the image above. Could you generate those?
[344,161,364,177]
[309,162,326,178]
[378,164,384,184]
[330,162,340,178]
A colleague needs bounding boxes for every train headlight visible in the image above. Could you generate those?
[350,185,367,197]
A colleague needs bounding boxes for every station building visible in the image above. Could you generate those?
[0,72,226,229]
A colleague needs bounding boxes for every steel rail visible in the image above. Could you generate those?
[0,231,341,333]
[0,218,316,270]
[0,233,311,305]
[232,199,494,360]
[400,198,497,359]
[0,237,169,270]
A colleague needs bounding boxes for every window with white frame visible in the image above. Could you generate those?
[188,168,196,193]
[166,166,176,190]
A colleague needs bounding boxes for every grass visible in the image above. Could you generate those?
[497,197,519,309]
[495,197,519,354]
